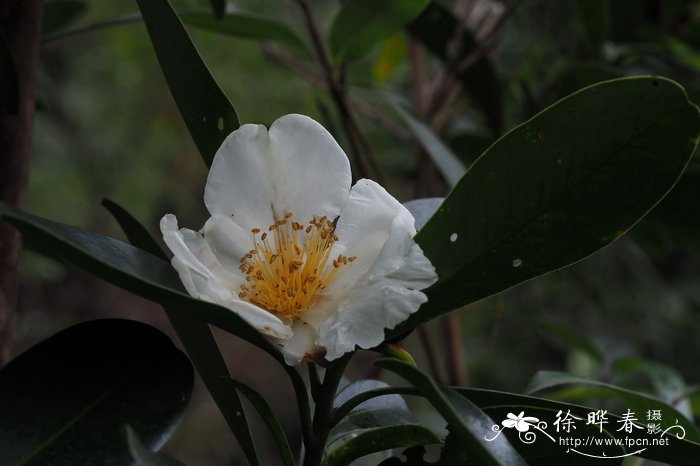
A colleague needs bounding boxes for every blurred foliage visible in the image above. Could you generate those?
[14,0,700,464]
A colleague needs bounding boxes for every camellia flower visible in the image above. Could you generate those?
[161,114,437,364]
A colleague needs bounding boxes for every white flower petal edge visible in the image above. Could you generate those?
[320,186,437,360]
[161,214,292,339]
[205,114,351,232]
[161,114,438,364]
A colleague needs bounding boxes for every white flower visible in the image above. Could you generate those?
[161,114,437,364]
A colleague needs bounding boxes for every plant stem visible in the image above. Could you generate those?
[303,354,352,466]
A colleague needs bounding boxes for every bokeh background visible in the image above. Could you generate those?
[14,0,700,463]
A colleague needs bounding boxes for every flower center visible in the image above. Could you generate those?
[238,212,355,321]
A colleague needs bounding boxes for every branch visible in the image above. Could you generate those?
[264,45,411,142]
[292,0,384,182]
[0,0,44,365]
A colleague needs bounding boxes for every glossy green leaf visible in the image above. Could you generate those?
[126,426,188,466]
[336,385,700,465]
[376,359,527,465]
[102,199,168,261]
[333,380,413,428]
[101,202,260,465]
[392,101,466,187]
[547,61,621,102]
[168,314,261,466]
[527,371,700,443]
[329,0,429,62]
[42,0,87,35]
[0,202,283,363]
[322,425,441,466]
[0,319,193,465]
[135,0,239,167]
[329,380,419,464]
[407,2,502,131]
[181,12,309,55]
[223,378,295,466]
[392,77,700,336]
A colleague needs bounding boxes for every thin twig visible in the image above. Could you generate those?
[292,0,384,182]
[263,44,411,141]
[42,13,143,43]
[429,0,522,122]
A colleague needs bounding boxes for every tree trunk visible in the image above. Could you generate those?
[0,0,43,365]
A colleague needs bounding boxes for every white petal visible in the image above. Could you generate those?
[274,321,318,365]
[161,214,292,339]
[161,214,237,283]
[316,205,437,360]
[205,123,274,230]
[267,114,352,223]
[221,298,293,340]
[369,214,437,290]
[200,214,252,273]
[205,114,351,232]
[328,179,413,292]
[319,282,428,361]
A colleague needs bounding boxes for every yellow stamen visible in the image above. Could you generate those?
[238,212,354,321]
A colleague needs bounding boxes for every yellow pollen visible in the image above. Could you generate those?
[238,212,354,321]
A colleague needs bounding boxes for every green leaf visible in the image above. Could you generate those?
[336,385,700,465]
[0,319,193,465]
[527,371,700,443]
[102,199,168,261]
[392,77,700,336]
[135,0,239,167]
[101,202,261,465]
[168,314,261,466]
[613,356,692,417]
[181,12,310,56]
[322,425,441,466]
[376,359,527,465]
[42,0,87,35]
[126,425,188,466]
[407,2,502,131]
[0,202,283,363]
[1,203,313,465]
[329,0,429,62]
[329,380,420,463]
[547,61,621,102]
[391,101,466,188]
[223,378,295,466]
